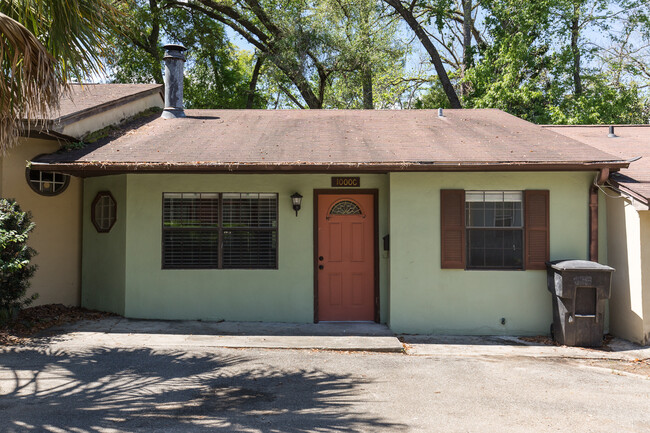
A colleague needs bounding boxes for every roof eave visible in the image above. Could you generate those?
[607,178,650,208]
[30,160,629,177]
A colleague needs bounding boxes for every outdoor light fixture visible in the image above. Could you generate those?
[291,192,303,216]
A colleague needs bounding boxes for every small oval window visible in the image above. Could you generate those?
[25,167,70,196]
[92,192,117,233]
[329,200,362,216]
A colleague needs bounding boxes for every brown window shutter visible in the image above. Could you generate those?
[524,190,550,270]
[441,190,466,269]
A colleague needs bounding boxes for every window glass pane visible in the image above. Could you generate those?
[162,192,278,269]
[222,230,277,269]
[163,230,219,269]
[26,168,70,196]
[222,193,277,228]
[513,202,522,226]
[163,193,219,228]
[466,191,522,228]
[466,202,485,227]
[484,191,503,202]
[465,190,524,269]
[484,202,496,227]
[467,230,485,268]
[330,200,362,215]
[92,192,116,232]
[467,229,523,269]
[504,191,523,202]
[465,191,484,202]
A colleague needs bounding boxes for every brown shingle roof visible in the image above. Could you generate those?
[544,125,650,202]
[34,108,627,175]
[31,83,163,130]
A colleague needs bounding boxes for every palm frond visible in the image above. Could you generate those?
[0,11,62,154]
[0,1,122,154]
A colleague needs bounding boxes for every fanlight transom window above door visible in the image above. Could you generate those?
[328,199,364,217]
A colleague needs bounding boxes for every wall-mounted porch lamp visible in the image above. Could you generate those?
[291,192,303,216]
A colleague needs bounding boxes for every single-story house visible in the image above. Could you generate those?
[544,125,650,345]
[19,45,633,335]
[0,84,164,305]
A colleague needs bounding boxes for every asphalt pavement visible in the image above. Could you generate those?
[0,318,648,432]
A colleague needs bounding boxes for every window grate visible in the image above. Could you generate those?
[162,193,278,269]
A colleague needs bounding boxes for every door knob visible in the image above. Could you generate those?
[319,265,324,270]
[319,256,324,261]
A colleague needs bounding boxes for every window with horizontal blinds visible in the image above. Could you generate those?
[162,192,278,269]
[222,193,278,269]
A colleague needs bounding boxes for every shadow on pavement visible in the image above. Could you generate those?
[0,347,405,432]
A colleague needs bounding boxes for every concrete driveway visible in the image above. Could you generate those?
[0,318,649,433]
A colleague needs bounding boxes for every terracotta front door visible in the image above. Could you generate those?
[316,193,375,321]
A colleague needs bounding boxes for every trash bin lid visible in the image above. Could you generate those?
[547,260,615,272]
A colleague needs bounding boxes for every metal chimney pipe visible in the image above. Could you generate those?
[161,44,187,119]
[607,125,617,138]
[438,108,444,117]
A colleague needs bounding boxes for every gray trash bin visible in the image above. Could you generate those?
[546,260,614,347]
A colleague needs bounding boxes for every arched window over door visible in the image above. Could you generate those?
[329,199,363,216]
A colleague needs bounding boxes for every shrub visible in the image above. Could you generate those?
[0,199,38,325]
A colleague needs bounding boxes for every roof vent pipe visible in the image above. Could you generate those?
[607,125,617,138]
[438,108,444,117]
[161,44,186,119]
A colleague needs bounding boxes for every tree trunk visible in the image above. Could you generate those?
[461,0,472,97]
[362,66,373,109]
[170,0,323,109]
[570,5,582,96]
[383,0,461,108]
[246,55,264,109]
[360,9,373,109]
[149,0,163,84]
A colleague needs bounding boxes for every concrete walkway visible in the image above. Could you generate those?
[30,317,650,361]
[401,334,650,361]
[36,317,405,353]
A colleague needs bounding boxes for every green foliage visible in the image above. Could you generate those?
[547,79,650,125]
[413,80,454,110]
[319,0,410,109]
[105,1,263,108]
[106,37,163,85]
[104,0,649,120]
[166,9,267,109]
[0,199,38,325]
[411,0,650,124]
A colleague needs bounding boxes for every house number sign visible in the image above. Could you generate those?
[331,177,360,187]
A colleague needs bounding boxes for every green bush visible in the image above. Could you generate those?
[0,198,38,325]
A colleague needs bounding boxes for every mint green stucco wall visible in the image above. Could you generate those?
[81,170,602,334]
[82,175,127,315]
[82,173,390,323]
[388,171,597,335]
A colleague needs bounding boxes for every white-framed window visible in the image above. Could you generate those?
[465,191,524,269]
